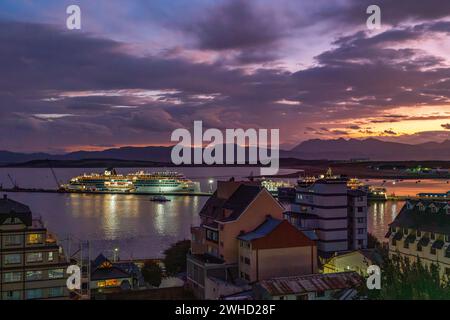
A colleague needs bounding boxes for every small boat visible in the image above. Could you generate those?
[150,195,171,202]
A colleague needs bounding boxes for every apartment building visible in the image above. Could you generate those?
[0,195,70,300]
[187,181,316,299]
[348,189,368,250]
[387,200,450,277]
[286,176,368,258]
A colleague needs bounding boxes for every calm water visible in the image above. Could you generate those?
[1,168,446,258]
[0,167,297,259]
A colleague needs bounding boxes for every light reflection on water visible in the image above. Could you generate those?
[4,192,206,259]
[368,200,404,242]
[2,168,442,258]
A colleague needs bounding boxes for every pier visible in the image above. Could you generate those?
[0,187,213,197]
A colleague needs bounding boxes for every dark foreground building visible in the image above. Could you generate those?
[0,195,70,300]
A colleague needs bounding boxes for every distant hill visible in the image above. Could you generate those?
[3,138,450,165]
[289,138,450,161]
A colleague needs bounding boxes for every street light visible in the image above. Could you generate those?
[208,179,214,193]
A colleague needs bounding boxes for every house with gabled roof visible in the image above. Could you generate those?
[187,181,317,299]
[90,254,134,295]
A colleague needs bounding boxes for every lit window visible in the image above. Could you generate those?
[26,233,43,245]
[48,252,54,262]
[97,279,119,288]
[105,279,119,287]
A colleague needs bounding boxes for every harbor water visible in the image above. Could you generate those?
[1,168,446,258]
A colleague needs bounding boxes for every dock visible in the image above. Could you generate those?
[0,187,213,197]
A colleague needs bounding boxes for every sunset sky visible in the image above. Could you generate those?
[2,0,450,153]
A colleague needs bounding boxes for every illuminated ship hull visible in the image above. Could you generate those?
[62,169,201,194]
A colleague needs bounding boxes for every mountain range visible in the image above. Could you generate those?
[2,138,450,164]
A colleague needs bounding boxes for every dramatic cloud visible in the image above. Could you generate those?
[1,1,450,152]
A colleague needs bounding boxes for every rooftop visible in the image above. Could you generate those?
[237,217,283,242]
[0,194,32,226]
[0,194,31,215]
[199,183,267,223]
[91,254,132,281]
[220,185,264,222]
[258,272,361,296]
[238,217,316,248]
[390,200,450,234]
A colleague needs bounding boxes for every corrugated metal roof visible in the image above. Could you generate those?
[259,272,361,296]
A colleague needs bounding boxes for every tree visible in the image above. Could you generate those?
[163,240,191,276]
[142,261,163,287]
[367,232,382,249]
[360,252,450,300]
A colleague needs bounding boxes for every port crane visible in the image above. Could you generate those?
[7,173,18,189]
[47,159,62,190]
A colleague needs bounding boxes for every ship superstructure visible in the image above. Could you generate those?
[62,168,201,194]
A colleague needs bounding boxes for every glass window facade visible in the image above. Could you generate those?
[3,272,22,283]
[4,234,22,246]
[48,287,64,297]
[26,252,43,263]
[48,268,64,279]
[2,291,21,300]
[26,270,43,281]
[4,254,21,265]
[25,289,43,300]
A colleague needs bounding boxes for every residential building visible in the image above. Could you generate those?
[90,254,137,296]
[348,189,368,249]
[237,217,317,282]
[0,195,70,300]
[323,249,382,276]
[187,181,316,299]
[286,175,368,258]
[386,200,450,278]
[253,272,362,300]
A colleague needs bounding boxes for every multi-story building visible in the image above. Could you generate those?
[387,199,450,277]
[285,176,368,258]
[0,195,70,300]
[348,189,368,249]
[187,181,317,299]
